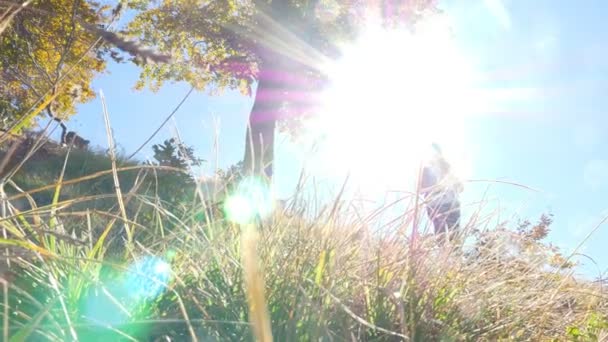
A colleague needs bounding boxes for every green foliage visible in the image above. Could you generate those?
[125,0,435,122]
[6,146,137,208]
[216,160,244,189]
[151,138,204,169]
[0,0,111,131]
[126,0,256,93]
[148,138,204,217]
[566,313,608,341]
[123,0,440,179]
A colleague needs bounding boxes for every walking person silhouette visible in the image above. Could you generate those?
[420,143,463,239]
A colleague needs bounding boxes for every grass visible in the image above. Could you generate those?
[2,2,605,339]
[0,136,606,341]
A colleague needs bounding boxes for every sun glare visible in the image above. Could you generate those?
[308,17,477,194]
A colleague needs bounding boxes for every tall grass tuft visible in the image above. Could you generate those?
[241,224,273,342]
[0,130,606,341]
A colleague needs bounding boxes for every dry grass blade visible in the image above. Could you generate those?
[0,103,604,341]
[6,165,185,202]
[466,178,541,193]
[7,296,55,342]
[46,138,74,253]
[242,224,273,342]
[46,268,78,340]
[0,140,21,179]
[82,317,139,342]
[563,213,608,268]
[2,279,7,342]
[305,278,410,340]
[172,290,198,342]
[0,238,55,258]
[100,90,132,247]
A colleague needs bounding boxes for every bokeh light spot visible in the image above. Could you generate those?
[124,256,172,300]
[81,255,172,331]
[224,177,274,225]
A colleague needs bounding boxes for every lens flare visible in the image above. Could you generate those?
[124,256,172,300]
[81,255,173,328]
[224,177,275,225]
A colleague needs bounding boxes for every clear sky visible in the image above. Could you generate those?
[55,0,607,278]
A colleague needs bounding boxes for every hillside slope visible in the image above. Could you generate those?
[0,136,605,341]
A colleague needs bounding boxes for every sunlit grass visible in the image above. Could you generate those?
[1,4,605,340]
[0,133,606,341]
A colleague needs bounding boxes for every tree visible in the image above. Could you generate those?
[151,138,204,169]
[125,0,437,179]
[0,0,118,132]
[147,138,204,218]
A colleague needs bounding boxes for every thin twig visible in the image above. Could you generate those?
[126,86,195,160]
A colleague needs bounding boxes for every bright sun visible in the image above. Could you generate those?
[307,18,477,194]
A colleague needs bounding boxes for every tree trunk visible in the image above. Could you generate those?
[243,65,281,179]
[242,0,322,180]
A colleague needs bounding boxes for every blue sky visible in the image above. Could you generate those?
[53,0,607,278]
